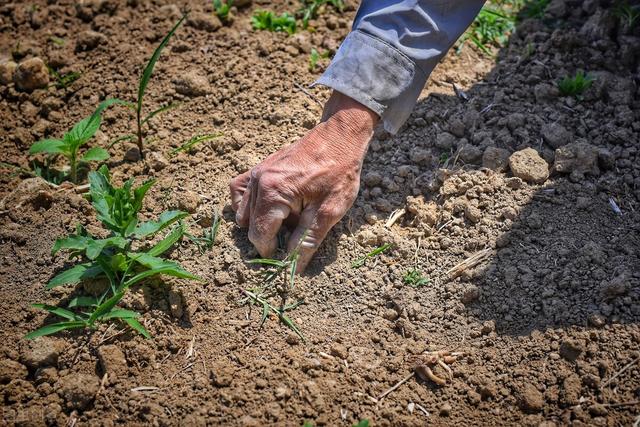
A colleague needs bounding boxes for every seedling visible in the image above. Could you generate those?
[299,0,344,29]
[352,243,392,268]
[308,48,330,71]
[614,1,640,28]
[169,133,222,156]
[48,66,81,89]
[185,213,221,254]
[458,6,515,55]
[242,245,305,341]
[26,165,200,339]
[48,36,66,46]
[28,99,123,184]
[557,70,594,98]
[521,0,550,19]
[403,268,430,287]
[112,15,186,157]
[213,0,233,22]
[252,10,297,34]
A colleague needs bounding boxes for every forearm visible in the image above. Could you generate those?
[315,0,486,134]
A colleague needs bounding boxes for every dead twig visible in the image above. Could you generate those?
[377,372,415,401]
[601,356,640,388]
[293,82,323,108]
[446,249,494,278]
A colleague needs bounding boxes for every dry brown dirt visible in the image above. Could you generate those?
[1,0,639,426]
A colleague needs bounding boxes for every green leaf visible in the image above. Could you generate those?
[88,290,125,324]
[247,258,286,268]
[100,309,140,320]
[260,302,270,328]
[125,318,151,338]
[29,139,67,155]
[138,15,186,117]
[148,223,186,257]
[67,99,128,148]
[132,179,156,213]
[352,421,369,427]
[85,236,128,260]
[141,102,181,127]
[52,235,91,256]
[134,210,188,238]
[68,296,98,308]
[25,321,86,339]
[81,147,110,162]
[170,133,222,156]
[124,254,201,287]
[47,263,103,289]
[32,303,78,321]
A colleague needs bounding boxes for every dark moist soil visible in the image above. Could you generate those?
[1,0,639,426]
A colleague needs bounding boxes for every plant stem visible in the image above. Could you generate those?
[70,152,77,184]
[136,107,144,159]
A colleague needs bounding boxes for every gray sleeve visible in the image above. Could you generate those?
[314,0,485,134]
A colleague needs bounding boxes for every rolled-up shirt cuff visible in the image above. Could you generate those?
[312,30,428,135]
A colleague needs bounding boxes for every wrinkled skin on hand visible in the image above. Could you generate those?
[229,91,379,272]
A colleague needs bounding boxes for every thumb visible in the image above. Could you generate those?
[287,202,342,273]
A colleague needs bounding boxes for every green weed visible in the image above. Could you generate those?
[403,268,430,287]
[299,0,344,29]
[28,99,124,184]
[458,6,515,55]
[352,243,392,268]
[48,36,66,46]
[520,0,550,18]
[169,133,222,156]
[26,165,200,339]
[614,1,640,28]
[243,246,305,341]
[557,70,594,98]
[48,66,81,89]
[213,0,233,22]
[132,15,186,157]
[185,213,221,254]
[308,48,330,71]
[252,10,297,34]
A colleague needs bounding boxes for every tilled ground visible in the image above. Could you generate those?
[0,0,639,426]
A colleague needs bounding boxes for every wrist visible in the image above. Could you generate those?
[322,91,379,154]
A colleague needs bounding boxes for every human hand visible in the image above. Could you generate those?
[229,91,379,272]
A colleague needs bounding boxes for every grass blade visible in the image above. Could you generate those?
[148,222,186,257]
[141,102,181,127]
[25,321,86,339]
[138,15,186,117]
[32,304,78,321]
[125,318,151,338]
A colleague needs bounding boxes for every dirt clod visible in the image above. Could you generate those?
[20,337,64,370]
[519,383,544,413]
[173,71,210,97]
[58,373,100,410]
[76,30,107,51]
[0,359,28,384]
[508,148,549,184]
[12,57,49,91]
[97,345,128,377]
[0,60,17,84]
[482,147,510,171]
[559,340,584,362]
[553,142,600,182]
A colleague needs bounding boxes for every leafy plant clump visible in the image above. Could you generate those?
[299,0,344,29]
[243,246,305,342]
[252,10,297,34]
[458,6,515,55]
[403,268,430,288]
[614,1,640,29]
[557,70,594,98]
[29,99,123,184]
[26,165,201,339]
[213,0,233,22]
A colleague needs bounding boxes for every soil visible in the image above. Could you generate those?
[1,0,639,426]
